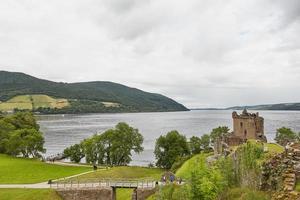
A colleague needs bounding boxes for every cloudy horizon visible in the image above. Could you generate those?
[0,0,299,108]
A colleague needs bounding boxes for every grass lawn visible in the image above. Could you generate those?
[70,166,164,181]
[265,143,284,154]
[0,189,62,200]
[0,154,91,184]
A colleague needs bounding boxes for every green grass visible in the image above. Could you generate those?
[0,189,62,200]
[117,188,133,200]
[220,188,270,200]
[176,153,208,180]
[265,143,284,154]
[0,95,69,111]
[71,166,164,181]
[0,154,91,184]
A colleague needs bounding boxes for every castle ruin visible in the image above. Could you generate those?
[214,109,267,154]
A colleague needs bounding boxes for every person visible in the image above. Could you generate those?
[178,177,182,184]
[93,164,97,170]
[170,175,175,183]
[162,175,166,184]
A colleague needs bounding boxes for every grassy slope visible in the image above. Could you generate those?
[0,189,61,200]
[0,95,69,111]
[175,153,208,180]
[0,154,91,184]
[71,166,164,181]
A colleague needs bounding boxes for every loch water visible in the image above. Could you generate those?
[38,110,300,166]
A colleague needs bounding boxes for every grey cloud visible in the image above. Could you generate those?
[0,0,299,108]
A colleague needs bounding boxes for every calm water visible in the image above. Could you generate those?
[38,110,300,166]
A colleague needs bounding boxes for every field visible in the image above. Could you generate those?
[0,95,69,112]
[0,154,91,184]
[70,166,164,182]
[0,189,61,200]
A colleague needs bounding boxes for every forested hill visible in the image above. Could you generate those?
[0,71,188,113]
[227,103,300,111]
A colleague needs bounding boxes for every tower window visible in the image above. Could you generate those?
[240,122,243,127]
[244,130,247,136]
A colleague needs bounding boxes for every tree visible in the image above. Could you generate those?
[210,126,230,143]
[0,112,45,158]
[6,129,45,158]
[190,136,202,154]
[275,127,298,146]
[154,130,190,169]
[108,122,144,166]
[64,122,144,166]
[63,144,85,163]
[200,134,211,152]
[190,134,211,154]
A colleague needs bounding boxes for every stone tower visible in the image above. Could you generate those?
[232,109,266,141]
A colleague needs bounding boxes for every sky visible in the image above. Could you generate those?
[0,0,299,108]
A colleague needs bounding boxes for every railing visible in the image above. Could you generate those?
[50,179,156,189]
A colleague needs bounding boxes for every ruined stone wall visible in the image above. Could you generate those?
[260,145,300,200]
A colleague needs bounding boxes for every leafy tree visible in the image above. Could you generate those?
[108,122,144,165]
[190,155,226,200]
[64,122,144,165]
[63,144,85,163]
[81,135,105,165]
[190,136,201,154]
[154,130,190,169]
[275,127,298,146]
[0,112,45,158]
[190,134,211,154]
[6,129,45,158]
[210,126,230,143]
[200,134,211,152]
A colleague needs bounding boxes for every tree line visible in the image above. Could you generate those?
[0,112,45,158]
[63,123,231,170]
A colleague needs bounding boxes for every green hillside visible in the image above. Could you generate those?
[0,95,69,112]
[0,71,188,113]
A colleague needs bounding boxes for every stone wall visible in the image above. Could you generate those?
[260,144,300,200]
[135,188,157,200]
[57,188,112,200]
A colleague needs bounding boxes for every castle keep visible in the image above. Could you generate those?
[215,109,267,152]
[232,109,264,141]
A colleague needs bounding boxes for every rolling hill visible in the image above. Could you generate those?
[0,71,188,113]
[227,103,300,111]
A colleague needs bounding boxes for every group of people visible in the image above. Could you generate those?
[161,173,182,185]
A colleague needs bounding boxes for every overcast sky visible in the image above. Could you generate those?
[0,0,299,108]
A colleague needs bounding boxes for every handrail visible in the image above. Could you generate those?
[50,179,157,189]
